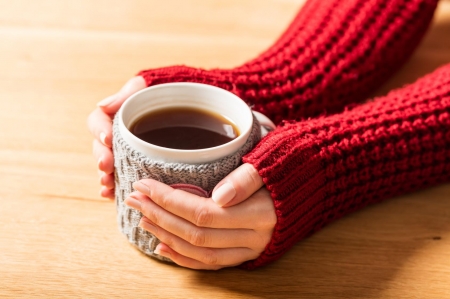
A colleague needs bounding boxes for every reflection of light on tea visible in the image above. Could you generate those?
[223,124,237,138]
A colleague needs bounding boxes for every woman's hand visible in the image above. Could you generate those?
[87,76,146,199]
[125,163,276,270]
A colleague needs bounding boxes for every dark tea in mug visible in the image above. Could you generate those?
[130,107,240,150]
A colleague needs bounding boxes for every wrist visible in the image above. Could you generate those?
[137,65,236,92]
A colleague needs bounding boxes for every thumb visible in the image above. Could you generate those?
[97,76,147,114]
[211,163,264,207]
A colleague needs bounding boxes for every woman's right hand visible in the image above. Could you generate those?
[87,76,147,199]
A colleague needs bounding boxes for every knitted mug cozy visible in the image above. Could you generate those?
[112,113,261,262]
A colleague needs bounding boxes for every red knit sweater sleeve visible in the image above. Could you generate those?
[240,64,450,269]
[138,0,437,123]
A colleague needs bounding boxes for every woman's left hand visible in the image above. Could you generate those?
[125,163,276,270]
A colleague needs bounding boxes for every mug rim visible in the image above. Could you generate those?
[117,82,254,163]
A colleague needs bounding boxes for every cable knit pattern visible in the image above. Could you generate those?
[139,0,438,124]
[241,64,450,269]
[113,115,261,262]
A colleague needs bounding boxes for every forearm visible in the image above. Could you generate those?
[241,64,450,269]
[138,0,437,123]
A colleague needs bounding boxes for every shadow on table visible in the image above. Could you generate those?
[192,184,450,299]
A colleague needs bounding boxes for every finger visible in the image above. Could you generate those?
[97,76,146,114]
[211,163,264,207]
[100,173,115,189]
[100,186,115,200]
[131,179,274,230]
[128,194,265,249]
[155,242,254,270]
[87,107,114,148]
[93,139,114,174]
[154,243,232,270]
[138,218,258,268]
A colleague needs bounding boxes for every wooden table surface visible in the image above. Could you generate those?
[1,1,450,298]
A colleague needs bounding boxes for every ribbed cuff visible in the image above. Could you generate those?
[137,65,236,94]
[241,122,327,269]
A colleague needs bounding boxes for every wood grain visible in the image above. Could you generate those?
[0,1,449,298]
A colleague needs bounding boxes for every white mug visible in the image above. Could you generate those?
[117,82,275,164]
[114,82,276,261]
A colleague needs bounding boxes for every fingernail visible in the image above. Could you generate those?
[99,132,107,146]
[125,196,142,210]
[98,157,103,169]
[212,182,236,206]
[154,243,171,258]
[139,218,157,234]
[97,95,117,107]
[133,181,150,193]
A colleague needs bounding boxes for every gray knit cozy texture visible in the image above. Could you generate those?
[113,113,261,262]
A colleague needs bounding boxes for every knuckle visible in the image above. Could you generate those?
[193,206,213,227]
[160,236,175,248]
[159,192,171,210]
[150,211,160,226]
[151,225,160,237]
[128,77,138,84]
[188,229,207,247]
[243,164,261,190]
[256,190,277,230]
[142,206,159,225]
[259,213,277,230]
[201,248,219,266]
[133,76,145,86]
[266,211,277,228]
